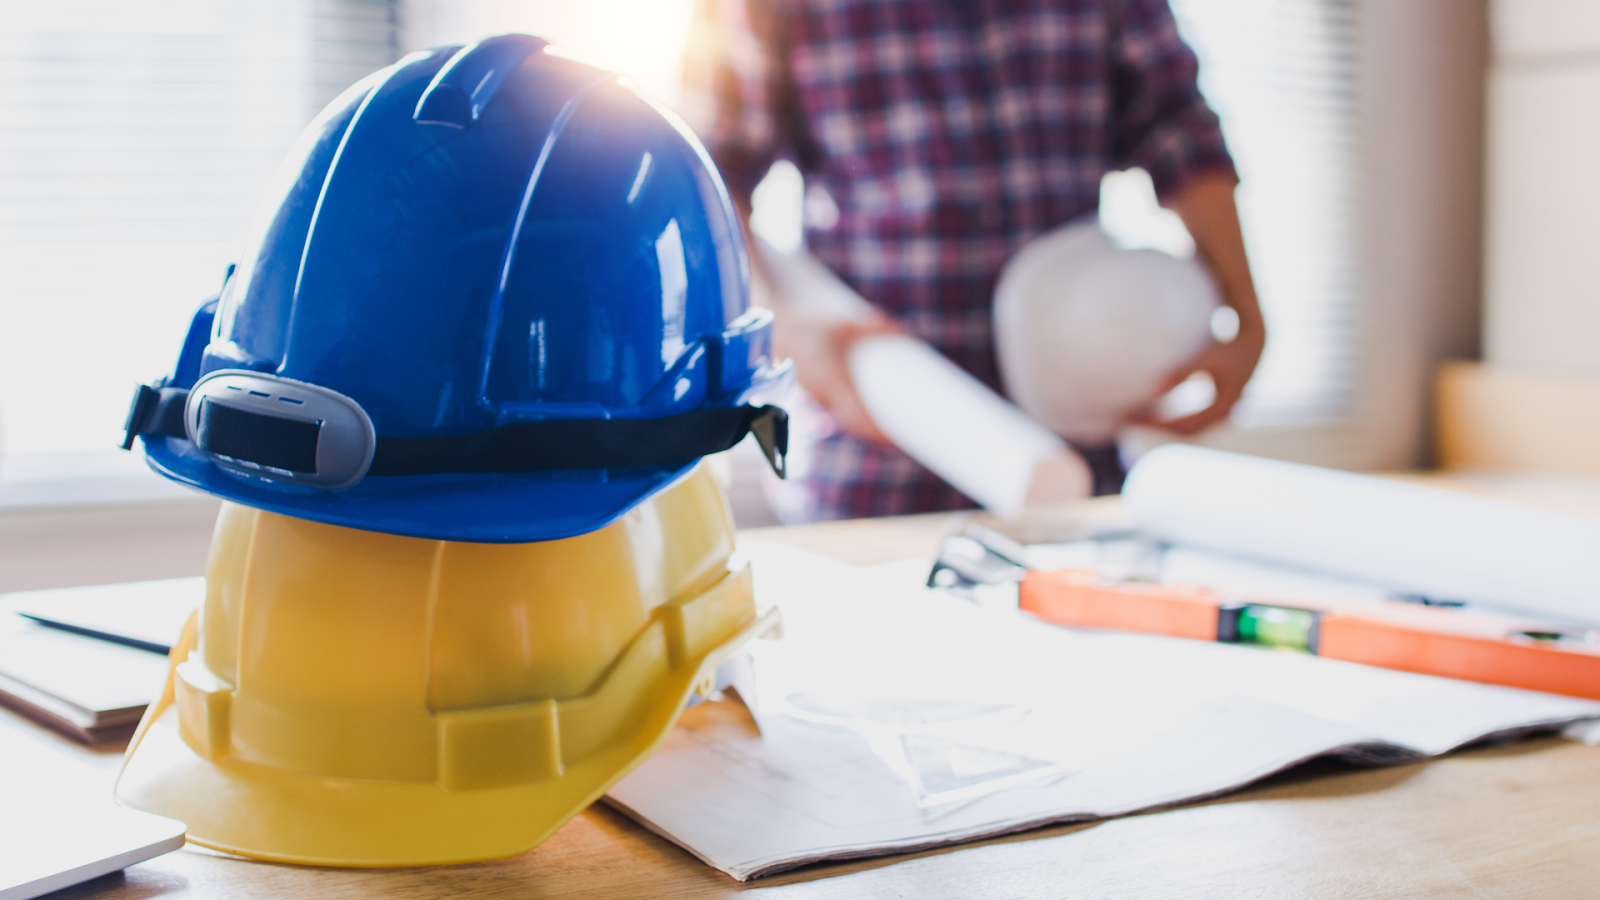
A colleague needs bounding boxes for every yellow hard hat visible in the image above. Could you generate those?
[115,462,778,866]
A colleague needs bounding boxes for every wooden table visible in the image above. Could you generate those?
[11,507,1600,899]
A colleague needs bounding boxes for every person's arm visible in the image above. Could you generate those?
[1106,0,1263,434]
[1140,172,1265,434]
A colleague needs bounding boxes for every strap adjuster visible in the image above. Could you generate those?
[122,382,188,450]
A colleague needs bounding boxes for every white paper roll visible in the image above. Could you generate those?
[1123,445,1600,622]
[757,238,1084,515]
[755,236,874,321]
[849,334,1072,516]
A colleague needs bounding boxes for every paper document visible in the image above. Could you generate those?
[1026,538,1405,611]
[1123,446,1600,624]
[607,543,1600,880]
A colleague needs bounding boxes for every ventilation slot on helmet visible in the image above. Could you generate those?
[195,400,321,475]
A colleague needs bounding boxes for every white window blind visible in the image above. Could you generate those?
[0,0,693,473]
[0,1,403,470]
[1105,0,1361,428]
[314,0,401,111]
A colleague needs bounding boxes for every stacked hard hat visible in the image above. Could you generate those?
[993,220,1219,445]
[116,34,787,866]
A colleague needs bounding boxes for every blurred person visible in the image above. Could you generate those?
[682,0,1264,521]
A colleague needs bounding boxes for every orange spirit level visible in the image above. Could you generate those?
[1018,569,1600,700]
[929,526,1600,701]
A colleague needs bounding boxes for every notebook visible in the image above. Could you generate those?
[0,578,201,743]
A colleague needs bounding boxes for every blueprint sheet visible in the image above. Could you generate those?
[606,542,1600,881]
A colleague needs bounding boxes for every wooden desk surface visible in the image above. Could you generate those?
[11,503,1600,900]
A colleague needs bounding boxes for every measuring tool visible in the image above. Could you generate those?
[930,524,1600,700]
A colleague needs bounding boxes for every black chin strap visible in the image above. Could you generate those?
[366,404,787,478]
[125,383,788,480]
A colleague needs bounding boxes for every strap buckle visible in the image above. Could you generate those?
[122,382,189,450]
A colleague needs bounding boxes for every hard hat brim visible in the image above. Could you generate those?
[144,436,697,543]
[116,579,780,867]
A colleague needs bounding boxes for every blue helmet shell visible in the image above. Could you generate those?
[141,35,786,543]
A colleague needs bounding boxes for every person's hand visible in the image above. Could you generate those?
[1024,449,1094,506]
[1134,314,1265,435]
[1143,173,1266,436]
[772,305,904,446]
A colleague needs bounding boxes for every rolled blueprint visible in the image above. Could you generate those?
[1123,445,1600,622]
[757,238,1084,516]
[848,334,1074,516]
[755,237,875,321]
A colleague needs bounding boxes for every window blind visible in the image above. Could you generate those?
[1100,0,1361,428]
[0,0,682,468]
[0,1,398,460]
[314,0,400,111]
[1172,0,1362,427]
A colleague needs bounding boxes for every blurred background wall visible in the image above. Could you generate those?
[1353,0,1488,469]
[1484,0,1600,378]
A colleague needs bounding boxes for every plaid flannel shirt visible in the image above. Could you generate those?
[682,0,1235,520]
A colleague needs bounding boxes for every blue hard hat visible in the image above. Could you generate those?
[122,34,790,543]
